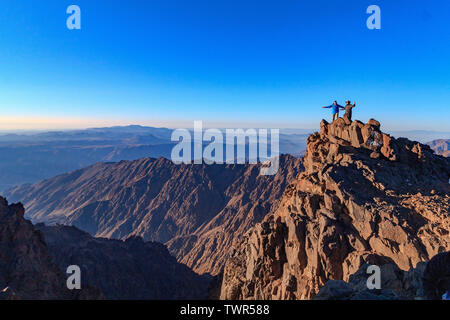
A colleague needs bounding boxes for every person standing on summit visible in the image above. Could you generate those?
[322,101,345,121]
[343,100,356,122]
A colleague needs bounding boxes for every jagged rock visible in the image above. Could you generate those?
[422,251,450,299]
[315,252,450,300]
[315,279,401,300]
[0,197,102,300]
[313,280,354,300]
[220,118,450,300]
[370,152,381,159]
[368,118,381,128]
[321,117,398,159]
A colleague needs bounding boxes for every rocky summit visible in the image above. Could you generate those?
[220,118,450,300]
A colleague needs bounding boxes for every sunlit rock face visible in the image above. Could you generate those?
[221,118,450,300]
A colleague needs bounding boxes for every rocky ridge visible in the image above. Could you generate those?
[220,117,450,300]
[314,259,425,300]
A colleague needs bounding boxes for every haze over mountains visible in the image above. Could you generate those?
[1,125,447,192]
[0,125,309,192]
[0,126,174,191]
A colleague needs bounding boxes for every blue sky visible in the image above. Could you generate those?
[0,0,449,130]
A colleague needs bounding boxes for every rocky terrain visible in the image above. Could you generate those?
[315,250,450,300]
[36,224,211,299]
[314,258,425,300]
[6,155,303,275]
[220,117,450,300]
[427,139,450,157]
[0,197,101,299]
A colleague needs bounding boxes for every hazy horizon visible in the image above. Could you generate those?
[0,122,449,144]
[0,115,449,133]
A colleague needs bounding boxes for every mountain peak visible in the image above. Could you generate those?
[303,118,450,193]
[318,117,397,160]
[220,118,450,300]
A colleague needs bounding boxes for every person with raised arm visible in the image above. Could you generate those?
[322,101,345,121]
[343,100,356,122]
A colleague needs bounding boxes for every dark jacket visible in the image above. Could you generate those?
[344,103,356,120]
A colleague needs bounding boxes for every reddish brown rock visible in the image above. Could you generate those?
[220,118,450,300]
[314,259,426,300]
[370,151,381,159]
[316,251,450,300]
[368,118,381,128]
[380,133,397,160]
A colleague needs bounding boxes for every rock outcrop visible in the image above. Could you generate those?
[314,259,426,300]
[220,118,450,300]
[315,250,450,300]
[36,224,211,299]
[0,197,101,299]
[427,139,450,157]
[6,155,303,275]
[422,251,450,299]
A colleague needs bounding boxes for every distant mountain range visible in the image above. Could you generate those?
[390,130,450,143]
[0,125,308,191]
[1,124,447,192]
[0,126,175,191]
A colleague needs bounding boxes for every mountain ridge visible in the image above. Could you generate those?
[220,117,450,300]
[5,154,304,275]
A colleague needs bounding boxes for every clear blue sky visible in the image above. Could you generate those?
[0,0,449,130]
